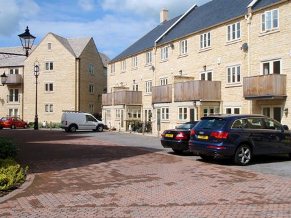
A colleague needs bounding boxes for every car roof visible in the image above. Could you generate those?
[201,114,265,119]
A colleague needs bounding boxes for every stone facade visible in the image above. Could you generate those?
[103,0,291,135]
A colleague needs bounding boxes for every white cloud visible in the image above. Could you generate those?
[78,0,95,11]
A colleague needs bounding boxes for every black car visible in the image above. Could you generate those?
[161,121,199,153]
[189,114,291,165]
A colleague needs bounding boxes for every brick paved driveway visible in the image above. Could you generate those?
[0,130,291,217]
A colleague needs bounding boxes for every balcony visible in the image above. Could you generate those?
[174,80,221,102]
[5,74,23,85]
[243,74,286,99]
[102,91,142,106]
[152,84,172,104]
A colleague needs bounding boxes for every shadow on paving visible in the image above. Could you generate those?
[0,129,160,174]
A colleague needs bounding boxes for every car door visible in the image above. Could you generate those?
[85,115,97,130]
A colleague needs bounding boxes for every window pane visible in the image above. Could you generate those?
[273,61,280,74]
[263,63,270,75]
[237,66,241,82]
[272,10,278,28]
[262,14,266,31]
[234,108,240,114]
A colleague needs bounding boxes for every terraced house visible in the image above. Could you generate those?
[103,0,291,135]
[0,33,108,125]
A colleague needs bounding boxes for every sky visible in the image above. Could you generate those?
[0,0,210,59]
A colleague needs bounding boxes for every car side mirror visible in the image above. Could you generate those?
[283,125,289,131]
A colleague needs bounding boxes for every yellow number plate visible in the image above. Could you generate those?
[198,135,208,140]
[165,134,173,138]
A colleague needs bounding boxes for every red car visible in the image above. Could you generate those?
[0,117,28,129]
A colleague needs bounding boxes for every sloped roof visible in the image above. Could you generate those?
[112,0,282,62]
[111,15,182,62]
[99,52,110,67]
[0,47,26,67]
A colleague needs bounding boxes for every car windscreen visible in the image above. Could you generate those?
[176,123,197,129]
[195,118,226,130]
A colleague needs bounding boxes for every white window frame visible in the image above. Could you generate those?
[161,107,169,121]
[261,59,281,75]
[45,82,54,92]
[178,107,188,121]
[200,71,212,81]
[160,77,168,86]
[45,104,53,113]
[9,68,19,74]
[161,46,169,61]
[8,108,18,117]
[179,39,188,55]
[89,84,94,94]
[200,32,211,49]
[262,9,279,32]
[133,83,138,91]
[227,65,241,84]
[45,62,54,71]
[132,56,138,68]
[8,88,19,102]
[225,107,240,114]
[146,51,152,65]
[227,22,241,41]
[121,60,126,72]
[88,64,94,75]
[145,80,152,93]
[203,107,219,117]
[89,104,94,113]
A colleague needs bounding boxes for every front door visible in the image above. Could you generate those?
[262,107,282,122]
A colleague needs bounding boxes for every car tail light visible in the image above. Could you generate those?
[210,131,229,139]
[175,132,187,140]
[161,133,165,137]
[207,145,227,150]
[190,129,196,136]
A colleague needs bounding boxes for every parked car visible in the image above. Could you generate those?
[61,111,104,132]
[0,117,28,129]
[161,121,199,153]
[189,114,291,165]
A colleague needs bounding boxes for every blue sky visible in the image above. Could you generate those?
[0,0,210,59]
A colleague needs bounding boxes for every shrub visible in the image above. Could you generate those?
[0,138,17,159]
[0,158,27,191]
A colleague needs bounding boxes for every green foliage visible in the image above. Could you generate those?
[0,138,17,159]
[0,158,27,191]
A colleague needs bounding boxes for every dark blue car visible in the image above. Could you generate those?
[189,114,291,165]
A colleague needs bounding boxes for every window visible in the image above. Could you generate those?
[89,84,94,94]
[111,63,115,74]
[200,71,212,81]
[178,107,187,121]
[225,107,240,114]
[121,60,126,72]
[45,104,53,112]
[262,59,281,75]
[262,9,279,32]
[203,107,219,116]
[116,109,121,119]
[8,108,18,117]
[200,32,211,49]
[8,89,19,102]
[160,77,168,85]
[161,46,169,61]
[144,109,152,122]
[180,40,188,55]
[48,43,52,50]
[45,83,54,92]
[227,65,241,84]
[9,68,19,74]
[127,108,141,119]
[227,22,241,41]
[133,83,138,91]
[45,62,53,71]
[146,51,152,65]
[132,56,138,68]
[161,107,169,120]
[88,64,94,75]
[89,104,94,113]
[145,80,152,93]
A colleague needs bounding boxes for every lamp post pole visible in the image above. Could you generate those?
[34,64,40,130]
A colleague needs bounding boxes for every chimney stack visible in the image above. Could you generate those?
[160,9,169,23]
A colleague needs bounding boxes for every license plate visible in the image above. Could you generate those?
[165,133,173,138]
[198,135,208,140]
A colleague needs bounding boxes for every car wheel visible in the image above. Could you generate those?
[97,125,103,132]
[234,144,252,166]
[24,124,28,128]
[199,154,214,161]
[69,125,77,132]
[172,148,183,154]
[11,124,16,129]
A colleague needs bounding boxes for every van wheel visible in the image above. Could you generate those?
[234,144,252,166]
[69,125,77,132]
[97,125,103,132]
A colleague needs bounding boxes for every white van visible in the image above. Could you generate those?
[61,111,104,132]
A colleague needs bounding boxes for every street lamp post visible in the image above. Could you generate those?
[34,63,40,130]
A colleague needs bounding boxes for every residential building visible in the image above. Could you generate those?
[103,0,291,135]
[0,33,108,124]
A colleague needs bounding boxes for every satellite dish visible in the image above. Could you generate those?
[241,43,248,52]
